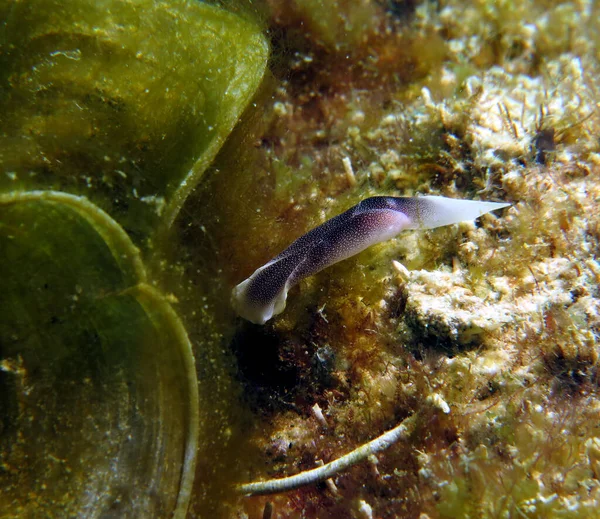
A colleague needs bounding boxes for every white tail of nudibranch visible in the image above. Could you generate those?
[402,195,511,230]
[232,195,510,324]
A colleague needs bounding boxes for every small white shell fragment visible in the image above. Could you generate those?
[392,259,410,281]
[427,393,451,414]
[357,499,374,519]
[342,156,357,186]
[311,403,328,429]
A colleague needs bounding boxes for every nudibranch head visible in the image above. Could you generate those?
[232,195,510,324]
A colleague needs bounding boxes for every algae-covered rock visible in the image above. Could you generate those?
[0,1,271,517]
[0,191,198,518]
[0,0,268,245]
[195,1,600,518]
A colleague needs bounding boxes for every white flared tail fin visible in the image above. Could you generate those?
[406,196,511,230]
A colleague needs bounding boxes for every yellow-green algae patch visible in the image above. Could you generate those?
[0,0,268,247]
[0,191,198,518]
[0,1,272,517]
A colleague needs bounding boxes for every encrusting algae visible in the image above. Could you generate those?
[190,0,600,517]
[2,0,600,518]
[0,0,268,517]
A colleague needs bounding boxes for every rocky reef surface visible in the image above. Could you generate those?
[205,1,600,517]
[1,0,599,518]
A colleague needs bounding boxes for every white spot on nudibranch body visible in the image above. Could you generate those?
[232,195,510,324]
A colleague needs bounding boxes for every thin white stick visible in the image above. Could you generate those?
[237,414,416,496]
[342,156,357,186]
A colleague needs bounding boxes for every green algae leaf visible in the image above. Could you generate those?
[0,0,268,244]
[0,191,199,519]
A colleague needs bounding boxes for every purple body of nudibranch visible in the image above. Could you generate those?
[232,195,510,324]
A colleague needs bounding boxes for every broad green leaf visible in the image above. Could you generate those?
[0,191,199,519]
[0,0,269,245]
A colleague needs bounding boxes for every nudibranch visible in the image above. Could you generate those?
[232,195,510,324]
